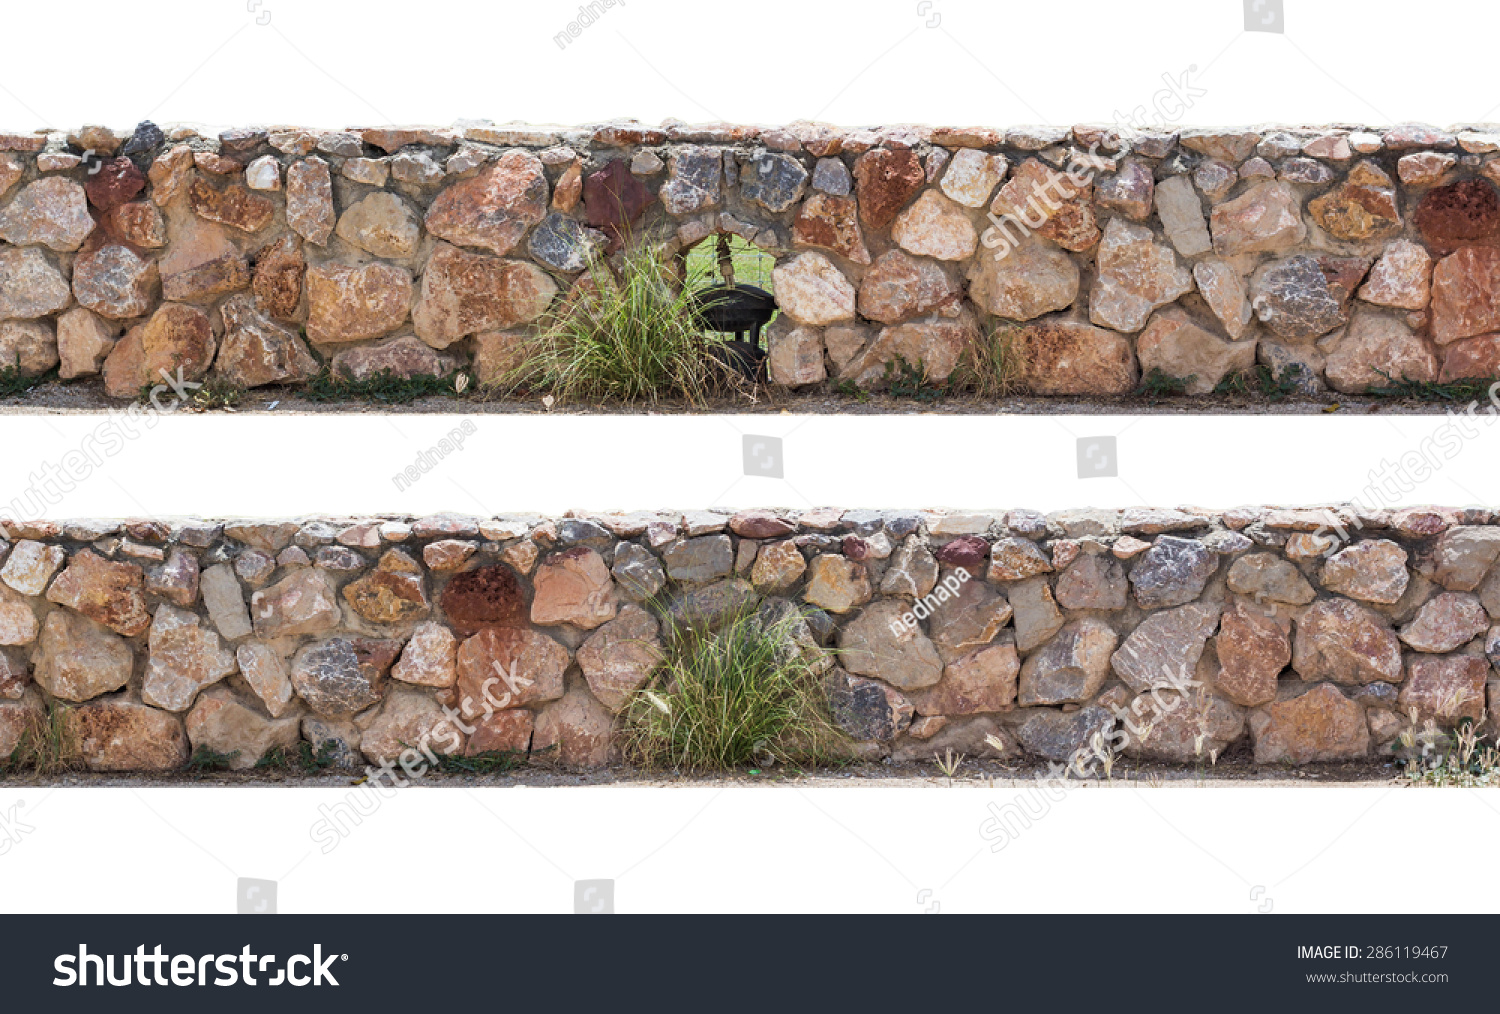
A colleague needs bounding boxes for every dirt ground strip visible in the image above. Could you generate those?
[0,758,1404,789]
[0,382,1469,416]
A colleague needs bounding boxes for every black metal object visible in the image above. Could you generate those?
[690,283,777,343]
[691,284,774,382]
[707,339,767,382]
[687,233,776,382]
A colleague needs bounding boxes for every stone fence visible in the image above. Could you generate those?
[2,120,1499,402]
[1,505,1497,775]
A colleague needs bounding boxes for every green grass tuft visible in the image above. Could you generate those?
[2,702,79,776]
[304,367,471,405]
[188,747,241,771]
[435,750,527,774]
[882,356,946,403]
[622,604,845,772]
[498,245,740,406]
[1133,367,1195,398]
[834,379,870,402]
[188,377,245,410]
[950,323,1027,398]
[1213,363,1303,402]
[1367,371,1500,403]
[254,741,341,772]
[0,357,56,399]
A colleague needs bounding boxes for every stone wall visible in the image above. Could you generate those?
[2,505,1499,775]
[3,120,1500,402]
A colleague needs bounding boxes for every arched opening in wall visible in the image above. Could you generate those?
[677,233,778,379]
[685,232,776,292]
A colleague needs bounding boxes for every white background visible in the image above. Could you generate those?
[2,0,1498,134]
[4,0,1500,916]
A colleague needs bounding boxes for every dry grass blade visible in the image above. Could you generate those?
[1397,697,1500,787]
[3,701,80,777]
[950,322,1027,398]
[933,747,965,786]
[621,603,844,773]
[495,245,742,406]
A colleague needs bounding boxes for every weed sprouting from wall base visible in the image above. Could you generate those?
[1134,367,1195,399]
[188,747,242,772]
[950,324,1028,399]
[1368,371,1500,404]
[498,246,745,407]
[1213,363,1304,402]
[305,367,471,405]
[622,603,844,772]
[2,702,79,776]
[0,359,55,399]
